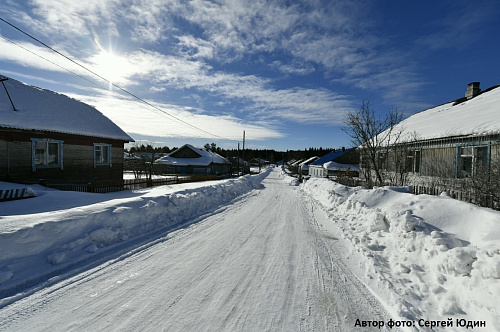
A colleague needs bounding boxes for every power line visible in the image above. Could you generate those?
[0,34,218,131]
[0,17,239,142]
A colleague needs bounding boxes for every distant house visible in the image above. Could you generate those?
[154,144,231,176]
[309,149,359,178]
[287,159,303,174]
[0,76,133,184]
[249,158,269,167]
[298,156,319,175]
[364,82,500,203]
[228,157,250,175]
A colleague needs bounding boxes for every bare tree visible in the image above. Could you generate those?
[126,142,161,180]
[343,100,404,187]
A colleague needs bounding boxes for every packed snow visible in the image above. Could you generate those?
[0,168,498,331]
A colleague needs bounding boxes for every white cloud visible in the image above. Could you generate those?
[270,61,315,76]
[1,0,432,127]
[176,35,215,59]
[25,0,120,39]
[0,36,81,74]
[66,90,285,141]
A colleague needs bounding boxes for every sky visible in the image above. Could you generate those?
[0,0,499,151]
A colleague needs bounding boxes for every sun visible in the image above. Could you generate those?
[89,49,130,88]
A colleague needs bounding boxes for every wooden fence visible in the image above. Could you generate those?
[18,175,220,194]
[331,177,499,211]
[412,185,498,210]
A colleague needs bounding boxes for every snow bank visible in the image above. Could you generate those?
[301,177,500,329]
[0,170,269,299]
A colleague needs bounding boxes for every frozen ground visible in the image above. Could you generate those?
[0,168,498,331]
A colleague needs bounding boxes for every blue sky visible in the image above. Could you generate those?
[1,0,499,151]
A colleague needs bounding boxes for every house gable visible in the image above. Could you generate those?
[170,145,203,159]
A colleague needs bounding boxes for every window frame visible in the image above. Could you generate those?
[405,150,421,173]
[455,143,490,178]
[31,138,64,171]
[93,143,113,167]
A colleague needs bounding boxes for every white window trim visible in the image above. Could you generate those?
[31,138,64,171]
[93,143,113,167]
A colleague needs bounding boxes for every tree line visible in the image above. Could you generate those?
[126,143,341,163]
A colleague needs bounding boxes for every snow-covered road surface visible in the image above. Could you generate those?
[0,170,392,331]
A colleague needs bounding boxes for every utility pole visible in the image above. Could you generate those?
[242,131,245,174]
[237,143,240,176]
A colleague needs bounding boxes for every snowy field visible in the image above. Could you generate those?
[0,168,498,331]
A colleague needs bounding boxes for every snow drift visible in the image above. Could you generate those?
[301,177,499,329]
[0,171,269,301]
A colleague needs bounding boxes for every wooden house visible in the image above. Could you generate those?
[309,149,359,178]
[366,82,500,203]
[298,156,319,175]
[0,76,133,184]
[154,144,231,176]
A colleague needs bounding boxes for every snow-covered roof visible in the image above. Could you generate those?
[310,149,352,166]
[155,144,230,166]
[0,76,133,141]
[299,156,319,166]
[396,84,500,142]
[323,161,359,171]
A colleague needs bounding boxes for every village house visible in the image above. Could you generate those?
[0,76,133,185]
[365,82,500,207]
[298,156,319,176]
[228,157,250,175]
[154,144,231,176]
[308,148,359,178]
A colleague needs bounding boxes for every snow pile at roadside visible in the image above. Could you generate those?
[0,170,269,298]
[301,177,499,329]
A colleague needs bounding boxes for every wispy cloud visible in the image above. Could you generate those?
[415,1,500,51]
[0,0,435,133]
[270,61,315,76]
[66,90,285,141]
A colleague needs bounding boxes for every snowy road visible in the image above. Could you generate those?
[0,170,392,331]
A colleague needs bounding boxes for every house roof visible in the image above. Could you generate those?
[324,161,360,171]
[310,149,352,166]
[0,76,133,141]
[299,156,319,166]
[155,144,230,166]
[394,84,500,143]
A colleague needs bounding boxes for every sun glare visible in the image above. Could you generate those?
[90,50,130,89]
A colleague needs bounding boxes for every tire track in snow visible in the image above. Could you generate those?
[0,170,396,332]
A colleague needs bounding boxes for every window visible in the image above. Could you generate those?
[457,144,489,178]
[31,138,63,170]
[94,143,112,166]
[405,150,421,173]
[377,152,387,170]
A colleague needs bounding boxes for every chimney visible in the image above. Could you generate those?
[465,82,481,100]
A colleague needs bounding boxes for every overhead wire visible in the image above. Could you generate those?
[0,17,239,142]
[0,34,214,131]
